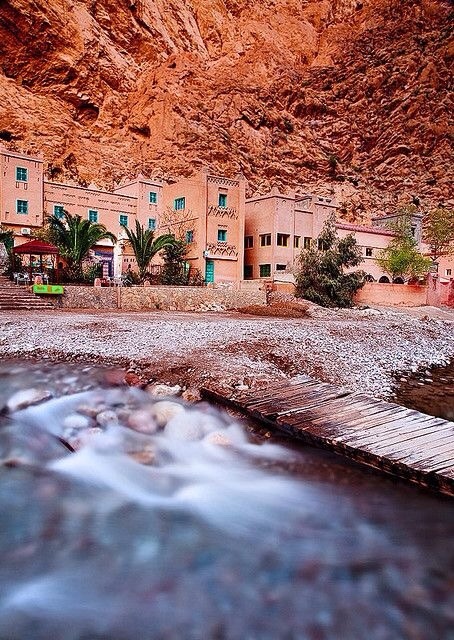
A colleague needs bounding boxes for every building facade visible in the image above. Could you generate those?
[0,147,244,283]
[244,189,397,282]
[2,146,449,288]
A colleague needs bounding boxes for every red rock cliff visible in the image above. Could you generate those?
[0,0,452,218]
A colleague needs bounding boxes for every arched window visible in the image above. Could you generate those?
[379,276,390,283]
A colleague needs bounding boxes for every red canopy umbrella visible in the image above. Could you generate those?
[13,239,60,282]
[13,239,59,255]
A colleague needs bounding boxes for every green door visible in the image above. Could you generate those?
[205,259,214,283]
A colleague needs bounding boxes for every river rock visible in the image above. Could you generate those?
[164,413,204,441]
[96,410,119,426]
[63,414,93,430]
[127,409,159,434]
[146,383,182,398]
[151,401,185,428]
[6,388,53,412]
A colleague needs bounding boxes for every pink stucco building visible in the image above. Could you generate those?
[0,147,244,283]
[244,189,397,282]
[0,147,45,244]
[2,146,450,291]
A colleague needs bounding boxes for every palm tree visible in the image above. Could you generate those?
[121,220,175,283]
[47,211,116,280]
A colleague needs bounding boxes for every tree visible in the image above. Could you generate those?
[295,215,365,308]
[0,225,15,274]
[375,215,431,281]
[121,219,175,283]
[422,207,454,261]
[160,239,190,285]
[47,210,117,281]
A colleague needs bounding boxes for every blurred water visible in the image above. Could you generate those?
[394,358,454,421]
[0,361,453,640]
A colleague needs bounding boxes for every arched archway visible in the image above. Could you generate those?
[379,276,390,283]
[393,277,405,284]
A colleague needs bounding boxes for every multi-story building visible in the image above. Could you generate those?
[0,148,45,241]
[244,189,399,282]
[0,147,245,283]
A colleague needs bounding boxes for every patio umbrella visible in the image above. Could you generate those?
[13,239,60,282]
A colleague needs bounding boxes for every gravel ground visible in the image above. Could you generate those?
[1,306,454,399]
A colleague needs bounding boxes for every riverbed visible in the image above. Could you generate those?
[0,361,453,639]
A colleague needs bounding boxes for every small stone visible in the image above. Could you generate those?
[6,388,52,412]
[127,409,158,434]
[96,410,119,426]
[63,414,93,430]
[71,426,104,449]
[181,388,202,403]
[146,383,182,398]
[164,415,204,441]
[204,431,231,446]
[151,400,185,428]
[77,404,105,418]
[125,372,145,387]
[129,446,155,465]
[102,369,126,386]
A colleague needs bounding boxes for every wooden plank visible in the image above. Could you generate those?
[201,380,454,496]
[342,417,452,447]
[358,427,454,452]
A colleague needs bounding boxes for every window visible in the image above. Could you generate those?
[276,264,287,271]
[16,167,28,182]
[148,218,156,230]
[217,229,227,242]
[277,233,290,247]
[53,205,64,219]
[244,265,253,279]
[447,269,452,276]
[365,247,373,257]
[185,229,194,243]
[245,236,253,249]
[16,200,28,214]
[303,237,312,249]
[88,209,98,223]
[294,236,300,249]
[259,264,271,278]
[218,193,227,208]
[318,238,328,251]
[149,191,157,204]
[174,197,185,210]
[119,214,128,227]
[260,234,271,247]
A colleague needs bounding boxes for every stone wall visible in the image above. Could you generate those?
[354,283,428,307]
[52,286,119,309]
[119,285,266,311]
[56,285,266,311]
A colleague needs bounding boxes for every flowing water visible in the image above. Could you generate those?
[0,362,453,640]
[394,358,454,421]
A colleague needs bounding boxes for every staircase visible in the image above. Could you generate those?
[0,275,54,310]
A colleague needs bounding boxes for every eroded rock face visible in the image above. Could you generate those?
[0,0,452,216]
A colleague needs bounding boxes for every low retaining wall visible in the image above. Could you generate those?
[427,275,454,308]
[354,282,428,307]
[55,285,266,311]
[50,286,119,309]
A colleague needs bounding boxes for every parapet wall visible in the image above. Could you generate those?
[354,283,428,307]
[55,284,266,311]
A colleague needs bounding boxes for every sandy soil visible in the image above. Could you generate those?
[1,304,453,399]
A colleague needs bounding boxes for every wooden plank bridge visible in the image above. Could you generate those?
[203,375,454,496]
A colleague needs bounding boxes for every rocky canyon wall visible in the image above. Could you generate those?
[0,0,452,219]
